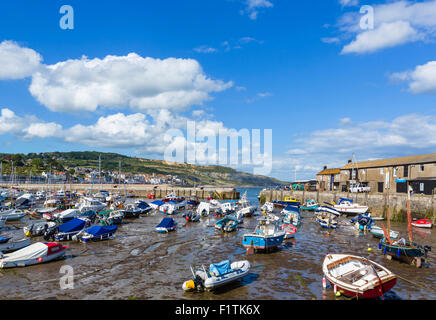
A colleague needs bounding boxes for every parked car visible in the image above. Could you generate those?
[349,184,370,193]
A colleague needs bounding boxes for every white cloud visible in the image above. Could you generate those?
[29,53,233,113]
[193,46,217,53]
[391,61,436,94]
[321,37,341,44]
[332,0,436,54]
[341,21,421,54]
[0,41,42,80]
[340,0,359,7]
[242,0,273,20]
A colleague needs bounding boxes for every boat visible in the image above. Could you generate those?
[160,202,178,215]
[24,221,57,237]
[220,202,236,214]
[182,260,250,292]
[183,211,201,222]
[187,196,200,207]
[322,253,397,299]
[280,223,297,239]
[281,205,301,227]
[411,219,432,229]
[215,215,241,232]
[300,199,319,211]
[0,209,26,221]
[73,225,118,242]
[260,202,274,213]
[52,208,81,223]
[162,192,185,203]
[315,204,340,216]
[0,242,67,268]
[156,217,177,233]
[333,198,368,216]
[317,212,338,229]
[242,217,286,252]
[196,201,222,217]
[272,197,300,209]
[75,197,106,213]
[370,225,399,240]
[122,204,141,218]
[350,213,374,231]
[135,200,152,214]
[96,210,124,225]
[0,238,31,253]
[149,200,165,210]
[45,218,91,241]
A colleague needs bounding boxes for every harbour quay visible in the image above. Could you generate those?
[1,183,240,200]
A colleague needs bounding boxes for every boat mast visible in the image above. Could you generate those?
[386,168,390,237]
[407,185,413,243]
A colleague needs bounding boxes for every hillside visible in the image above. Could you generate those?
[0,151,288,187]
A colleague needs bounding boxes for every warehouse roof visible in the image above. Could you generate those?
[341,153,436,170]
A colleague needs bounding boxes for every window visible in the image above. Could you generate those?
[403,165,409,178]
[420,164,425,172]
[393,168,397,177]
[380,168,384,175]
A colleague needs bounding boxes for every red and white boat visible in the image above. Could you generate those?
[322,254,397,299]
[411,219,432,229]
[0,242,67,268]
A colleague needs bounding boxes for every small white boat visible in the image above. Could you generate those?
[370,225,399,240]
[322,253,397,299]
[0,242,67,268]
[0,238,31,253]
[411,219,432,229]
[0,209,26,221]
[333,198,368,216]
[183,260,250,291]
[260,202,274,213]
[53,208,81,223]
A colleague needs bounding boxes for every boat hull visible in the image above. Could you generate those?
[327,277,397,299]
[242,233,285,251]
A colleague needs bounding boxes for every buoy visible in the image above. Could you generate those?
[335,291,341,297]
[367,248,372,252]
[38,257,43,262]
[322,276,327,289]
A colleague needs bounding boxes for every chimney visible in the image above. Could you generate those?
[348,159,352,164]
[323,165,327,170]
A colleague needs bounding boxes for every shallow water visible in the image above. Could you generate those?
[1,187,435,300]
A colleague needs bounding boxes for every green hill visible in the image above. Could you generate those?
[0,151,288,187]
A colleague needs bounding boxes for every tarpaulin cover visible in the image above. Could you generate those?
[284,205,300,213]
[209,260,231,276]
[57,218,87,233]
[151,200,165,206]
[85,225,117,236]
[137,202,150,209]
[156,217,176,228]
[1,242,48,262]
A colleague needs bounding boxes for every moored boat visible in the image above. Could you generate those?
[322,253,397,299]
[242,216,285,252]
[215,215,241,232]
[333,198,368,216]
[182,260,250,292]
[411,219,432,229]
[0,242,67,268]
[300,199,319,211]
[0,238,31,253]
[73,225,118,242]
[156,217,177,233]
[370,225,399,240]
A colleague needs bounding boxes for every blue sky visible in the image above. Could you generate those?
[0,0,435,181]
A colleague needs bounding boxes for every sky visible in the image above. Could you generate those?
[0,0,435,181]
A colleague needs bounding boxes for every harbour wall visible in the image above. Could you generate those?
[259,189,436,222]
[1,184,240,200]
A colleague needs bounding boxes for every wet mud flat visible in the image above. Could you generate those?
[1,208,436,300]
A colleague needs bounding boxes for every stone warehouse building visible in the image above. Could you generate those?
[316,166,341,191]
[338,153,436,195]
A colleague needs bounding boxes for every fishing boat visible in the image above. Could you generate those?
[317,212,338,229]
[183,211,201,222]
[272,197,300,209]
[182,260,250,292]
[52,208,81,223]
[215,215,241,232]
[242,217,286,252]
[280,223,297,239]
[220,202,236,214]
[73,225,118,242]
[156,217,177,233]
[0,242,67,268]
[350,213,374,232]
[300,199,319,211]
[322,254,397,299]
[24,221,57,237]
[411,219,432,229]
[370,225,399,240]
[96,210,124,225]
[135,200,152,214]
[122,204,141,218]
[0,238,31,253]
[333,198,368,216]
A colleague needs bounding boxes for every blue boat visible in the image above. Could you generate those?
[50,218,90,241]
[281,205,301,226]
[136,201,152,214]
[300,200,319,211]
[76,225,118,242]
[0,236,10,244]
[156,217,177,233]
[242,217,286,252]
[379,238,431,266]
[215,215,241,232]
[315,205,339,229]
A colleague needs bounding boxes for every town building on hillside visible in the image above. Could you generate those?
[316,166,341,191]
[339,153,436,195]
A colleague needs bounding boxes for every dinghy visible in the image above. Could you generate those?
[182,260,250,291]
[215,215,241,232]
[53,208,81,223]
[96,210,124,225]
[281,205,301,227]
[411,219,432,229]
[0,242,67,268]
[300,199,319,211]
[155,217,177,233]
[183,211,201,222]
[322,254,397,299]
[0,209,26,221]
[73,225,118,242]
[350,213,374,231]
[281,223,297,239]
[0,238,31,253]
[135,200,152,214]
